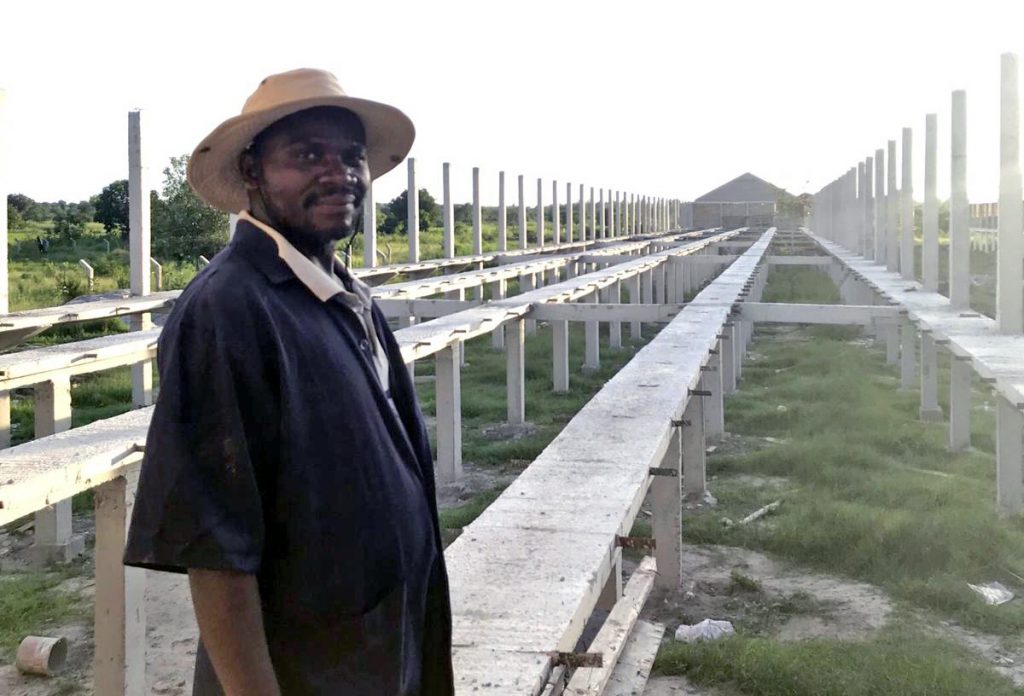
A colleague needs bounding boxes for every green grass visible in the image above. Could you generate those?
[0,571,86,659]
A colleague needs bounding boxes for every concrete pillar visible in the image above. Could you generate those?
[900,318,917,390]
[491,280,507,349]
[722,325,737,395]
[472,167,483,255]
[363,182,377,268]
[598,189,605,239]
[566,181,573,243]
[93,472,146,695]
[596,548,623,612]
[901,127,914,281]
[919,332,943,420]
[128,111,154,410]
[552,319,569,393]
[950,90,970,310]
[949,355,972,452]
[522,273,536,334]
[551,179,560,245]
[703,350,725,442]
[863,157,874,259]
[996,395,1024,515]
[407,159,420,263]
[435,345,463,482]
[874,148,886,264]
[32,377,83,565]
[589,187,596,242]
[0,392,10,450]
[999,53,1023,333]
[923,114,939,292]
[506,319,526,422]
[608,281,623,349]
[652,426,682,589]
[443,162,454,258]
[0,88,7,313]
[682,391,707,501]
[518,174,527,250]
[578,183,585,242]
[887,140,899,272]
[583,291,600,373]
[629,274,642,341]
[536,178,545,248]
[611,190,618,237]
[498,171,507,252]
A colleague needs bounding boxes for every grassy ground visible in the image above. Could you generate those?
[653,264,1024,695]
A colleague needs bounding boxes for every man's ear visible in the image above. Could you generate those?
[239,150,261,189]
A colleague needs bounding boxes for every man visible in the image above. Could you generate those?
[124,68,454,696]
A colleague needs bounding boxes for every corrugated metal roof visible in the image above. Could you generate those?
[695,173,786,203]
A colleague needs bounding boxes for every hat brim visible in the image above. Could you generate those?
[187,95,415,213]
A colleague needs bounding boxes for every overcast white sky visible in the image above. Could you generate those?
[1,0,1022,209]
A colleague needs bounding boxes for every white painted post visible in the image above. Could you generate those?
[536,178,545,248]
[0,87,7,313]
[552,318,569,393]
[566,181,573,243]
[435,344,462,482]
[497,171,507,252]
[79,259,95,291]
[652,426,682,589]
[875,148,886,264]
[518,174,527,250]
[128,111,154,410]
[407,158,420,263]
[901,127,914,281]
[997,395,1024,515]
[923,114,939,292]
[950,90,970,310]
[443,162,454,258]
[999,53,1023,333]
[93,471,146,695]
[505,319,526,423]
[32,377,81,565]
[472,167,482,255]
[682,393,707,501]
[552,179,560,245]
[887,140,899,272]
[900,318,917,389]
[363,182,377,268]
[949,355,972,452]
[919,332,942,420]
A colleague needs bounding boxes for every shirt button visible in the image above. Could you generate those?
[360,339,371,352]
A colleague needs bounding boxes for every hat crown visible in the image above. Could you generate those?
[242,68,348,115]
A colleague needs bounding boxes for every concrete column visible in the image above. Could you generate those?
[996,395,1024,515]
[33,377,82,565]
[363,182,377,268]
[443,162,454,258]
[885,323,901,367]
[536,178,545,248]
[506,319,526,423]
[608,281,623,349]
[583,291,600,373]
[518,174,527,250]
[703,350,725,442]
[0,88,7,313]
[552,318,569,393]
[589,187,596,241]
[491,280,507,349]
[566,181,573,243]
[578,184,585,242]
[900,318,917,390]
[128,111,154,409]
[919,332,943,420]
[999,53,1024,333]
[408,159,420,262]
[682,392,707,501]
[949,355,972,452]
[497,171,507,252]
[611,190,618,238]
[435,344,462,482]
[629,274,642,340]
[950,90,970,310]
[0,392,10,450]
[923,114,939,292]
[875,148,886,264]
[472,166,483,255]
[863,157,874,259]
[887,140,899,272]
[93,472,146,695]
[522,273,536,334]
[652,426,682,589]
[901,127,914,281]
[598,188,605,239]
[552,180,560,245]
[596,548,623,612]
[722,325,737,395]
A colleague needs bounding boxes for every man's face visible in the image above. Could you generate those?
[242,107,370,245]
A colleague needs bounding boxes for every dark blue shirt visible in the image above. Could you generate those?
[124,220,453,695]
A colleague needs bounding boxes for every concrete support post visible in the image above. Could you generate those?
[32,377,82,565]
[703,349,725,442]
[497,171,507,252]
[589,187,596,241]
[999,53,1024,333]
[407,159,420,262]
[681,393,707,501]
[857,161,866,254]
[596,548,623,612]
[722,326,737,395]
[505,319,526,423]
[884,321,899,364]
[996,395,1024,515]
[652,426,682,589]
[0,392,10,450]
[128,111,154,410]
[491,280,507,349]
[611,190,618,238]
[900,318,917,390]
[435,345,462,482]
[551,180,560,245]
[607,281,623,349]
[887,140,899,272]
[598,189,605,239]
[363,182,377,268]
[552,319,569,393]
[443,162,454,258]
[874,149,886,264]
[472,166,483,255]
[950,90,970,310]
[566,181,573,243]
[864,157,874,259]
[93,472,146,696]
[578,184,585,242]
[923,114,939,292]
[583,291,600,373]
[629,274,642,340]
[901,127,915,281]
[522,273,536,334]
[518,174,527,250]
[536,178,544,248]
[919,332,943,421]
[949,355,972,452]
[0,88,7,313]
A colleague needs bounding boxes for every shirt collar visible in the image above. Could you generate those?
[237,210,373,309]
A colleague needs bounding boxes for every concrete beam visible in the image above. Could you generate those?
[376,298,481,319]
[738,302,901,325]
[529,302,683,323]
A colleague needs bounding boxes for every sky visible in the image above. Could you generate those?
[1,0,1023,210]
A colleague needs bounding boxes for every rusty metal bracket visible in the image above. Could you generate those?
[549,652,603,669]
[688,389,712,397]
[648,467,678,477]
[616,535,656,550]
[671,418,692,427]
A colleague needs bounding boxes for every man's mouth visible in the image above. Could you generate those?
[307,189,360,210]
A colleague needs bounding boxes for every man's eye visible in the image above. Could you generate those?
[298,147,322,162]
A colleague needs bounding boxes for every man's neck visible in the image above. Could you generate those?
[246,209,342,271]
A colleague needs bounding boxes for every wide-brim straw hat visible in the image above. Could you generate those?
[187,68,415,213]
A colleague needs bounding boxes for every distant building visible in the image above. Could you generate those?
[690,173,786,229]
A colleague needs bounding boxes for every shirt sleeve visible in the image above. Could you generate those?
[124,301,269,575]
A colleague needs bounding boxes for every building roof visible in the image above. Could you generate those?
[695,173,786,203]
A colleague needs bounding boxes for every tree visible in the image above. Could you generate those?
[93,179,130,235]
[377,188,440,235]
[152,155,229,261]
[7,193,43,222]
